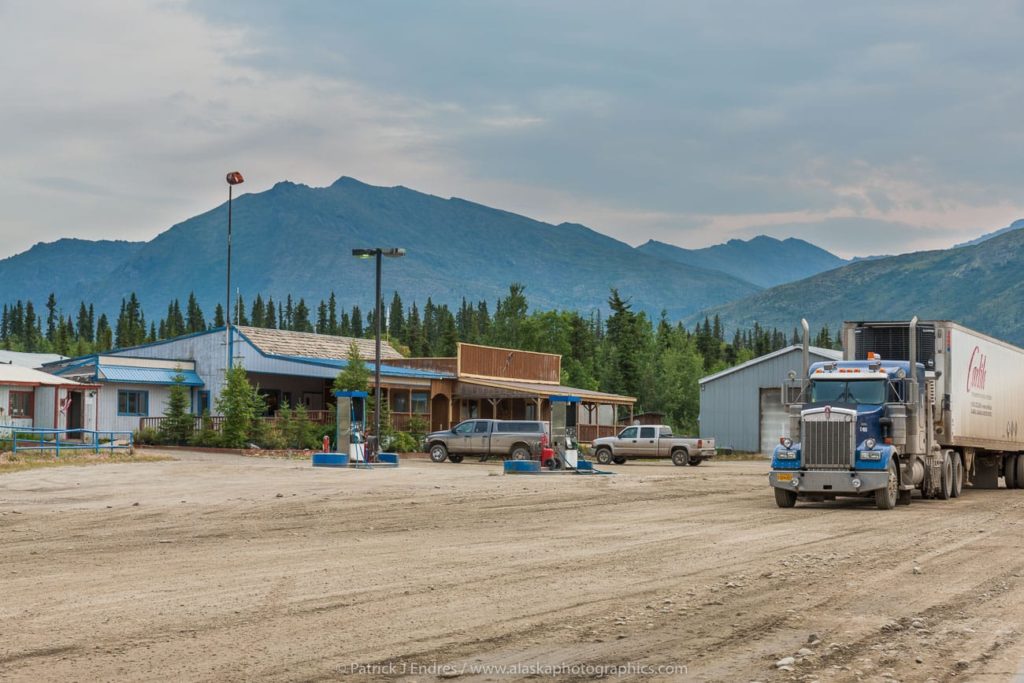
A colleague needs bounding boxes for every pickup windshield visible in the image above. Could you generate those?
[810,379,886,405]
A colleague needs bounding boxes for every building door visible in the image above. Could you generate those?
[431,394,449,432]
[67,391,84,432]
[759,388,787,454]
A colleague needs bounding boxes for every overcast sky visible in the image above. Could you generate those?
[2,0,1023,260]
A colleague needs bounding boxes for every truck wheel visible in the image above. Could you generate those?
[449,454,464,463]
[510,446,531,461]
[613,456,627,465]
[429,444,448,463]
[1005,454,1018,489]
[1016,454,1024,490]
[875,459,899,510]
[774,487,797,508]
[938,452,954,500]
[687,455,703,466]
[671,450,687,466]
[951,452,964,498]
[594,448,613,465]
[897,489,913,506]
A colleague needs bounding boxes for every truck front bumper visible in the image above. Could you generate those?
[769,470,890,495]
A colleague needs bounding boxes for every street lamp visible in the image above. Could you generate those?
[352,247,406,456]
[225,171,244,372]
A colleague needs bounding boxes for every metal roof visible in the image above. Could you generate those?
[235,326,404,361]
[456,377,636,403]
[0,364,85,387]
[698,345,843,385]
[0,350,67,369]
[97,365,205,386]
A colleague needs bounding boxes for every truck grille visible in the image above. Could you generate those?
[802,411,855,469]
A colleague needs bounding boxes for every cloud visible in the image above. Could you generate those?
[2,0,1024,261]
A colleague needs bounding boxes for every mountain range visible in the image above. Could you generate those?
[0,177,837,321]
[636,235,846,288]
[2,176,1021,345]
[692,221,1024,344]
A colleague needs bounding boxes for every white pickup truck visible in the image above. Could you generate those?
[591,425,716,466]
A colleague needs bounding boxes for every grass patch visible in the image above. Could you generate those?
[0,450,173,475]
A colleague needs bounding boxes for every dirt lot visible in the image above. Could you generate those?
[2,452,1024,682]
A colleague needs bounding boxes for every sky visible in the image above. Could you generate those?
[2,0,1023,260]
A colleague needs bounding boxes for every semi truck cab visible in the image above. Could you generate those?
[770,357,922,509]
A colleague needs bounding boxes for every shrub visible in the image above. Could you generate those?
[134,427,161,445]
[216,365,266,448]
[406,414,429,442]
[389,431,420,453]
[189,410,219,447]
[159,372,194,445]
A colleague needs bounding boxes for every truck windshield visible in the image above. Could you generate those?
[810,379,886,405]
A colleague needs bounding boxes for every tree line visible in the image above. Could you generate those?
[1,286,840,433]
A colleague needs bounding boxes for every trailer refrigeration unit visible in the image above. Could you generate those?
[770,318,1024,509]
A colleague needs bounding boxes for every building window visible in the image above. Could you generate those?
[9,391,33,418]
[196,390,211,416]
[391,389,410,413]
[117,390,149,416]
[411,391,429,414]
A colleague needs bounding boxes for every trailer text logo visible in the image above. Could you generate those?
[967,346,988,392]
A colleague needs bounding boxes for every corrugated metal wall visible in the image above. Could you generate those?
[699,348,837,453]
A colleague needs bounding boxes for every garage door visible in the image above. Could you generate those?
[759,388,788,454]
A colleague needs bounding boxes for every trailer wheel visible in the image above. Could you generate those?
[429,443,448,463]
[951,452,964,498]
[1015,454,1024,490]
[1005,454,1018,490]
[774,487,797,508]
[875,459,899,510]
[938,452,954,500]
[897,489,913,506]
[449,454,464,463]
[594,448,613,465]
[671,450,687,466]
[613,455,627,465]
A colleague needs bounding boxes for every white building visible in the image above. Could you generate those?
[0,363,94,437]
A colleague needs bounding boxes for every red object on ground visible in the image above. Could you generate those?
[323,435,330,452]
[540,446,555,466]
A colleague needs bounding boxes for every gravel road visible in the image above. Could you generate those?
[2,451,1023,681]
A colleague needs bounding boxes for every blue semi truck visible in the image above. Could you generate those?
[770,318,1024,509]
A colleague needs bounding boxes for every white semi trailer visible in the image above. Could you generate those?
[769,318,1024,509]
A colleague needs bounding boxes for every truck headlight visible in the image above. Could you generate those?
[781,437,793,449]
[864,437,877,450]
[859,450,882,461]
[777,450,798,460]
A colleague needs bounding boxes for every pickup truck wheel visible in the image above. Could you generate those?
[687,455,703,466]
[448,454,464,464]
[875,459,899,510]
[612,455,627,465]
[428,444,448,463]
[671,450,687,466]
[510,446,531,461]
[774,487,797,508]
[1006,454,1019,489]
[1016,453,1024,489]
[594,448,613,465]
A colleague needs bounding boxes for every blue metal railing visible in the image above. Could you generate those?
[4,427,134,455]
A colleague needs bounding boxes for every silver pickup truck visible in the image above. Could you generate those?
[591,425,716,466]
[425,419,547,463]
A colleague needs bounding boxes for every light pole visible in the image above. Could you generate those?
[352,247,406,455]
[225,171,244,373]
